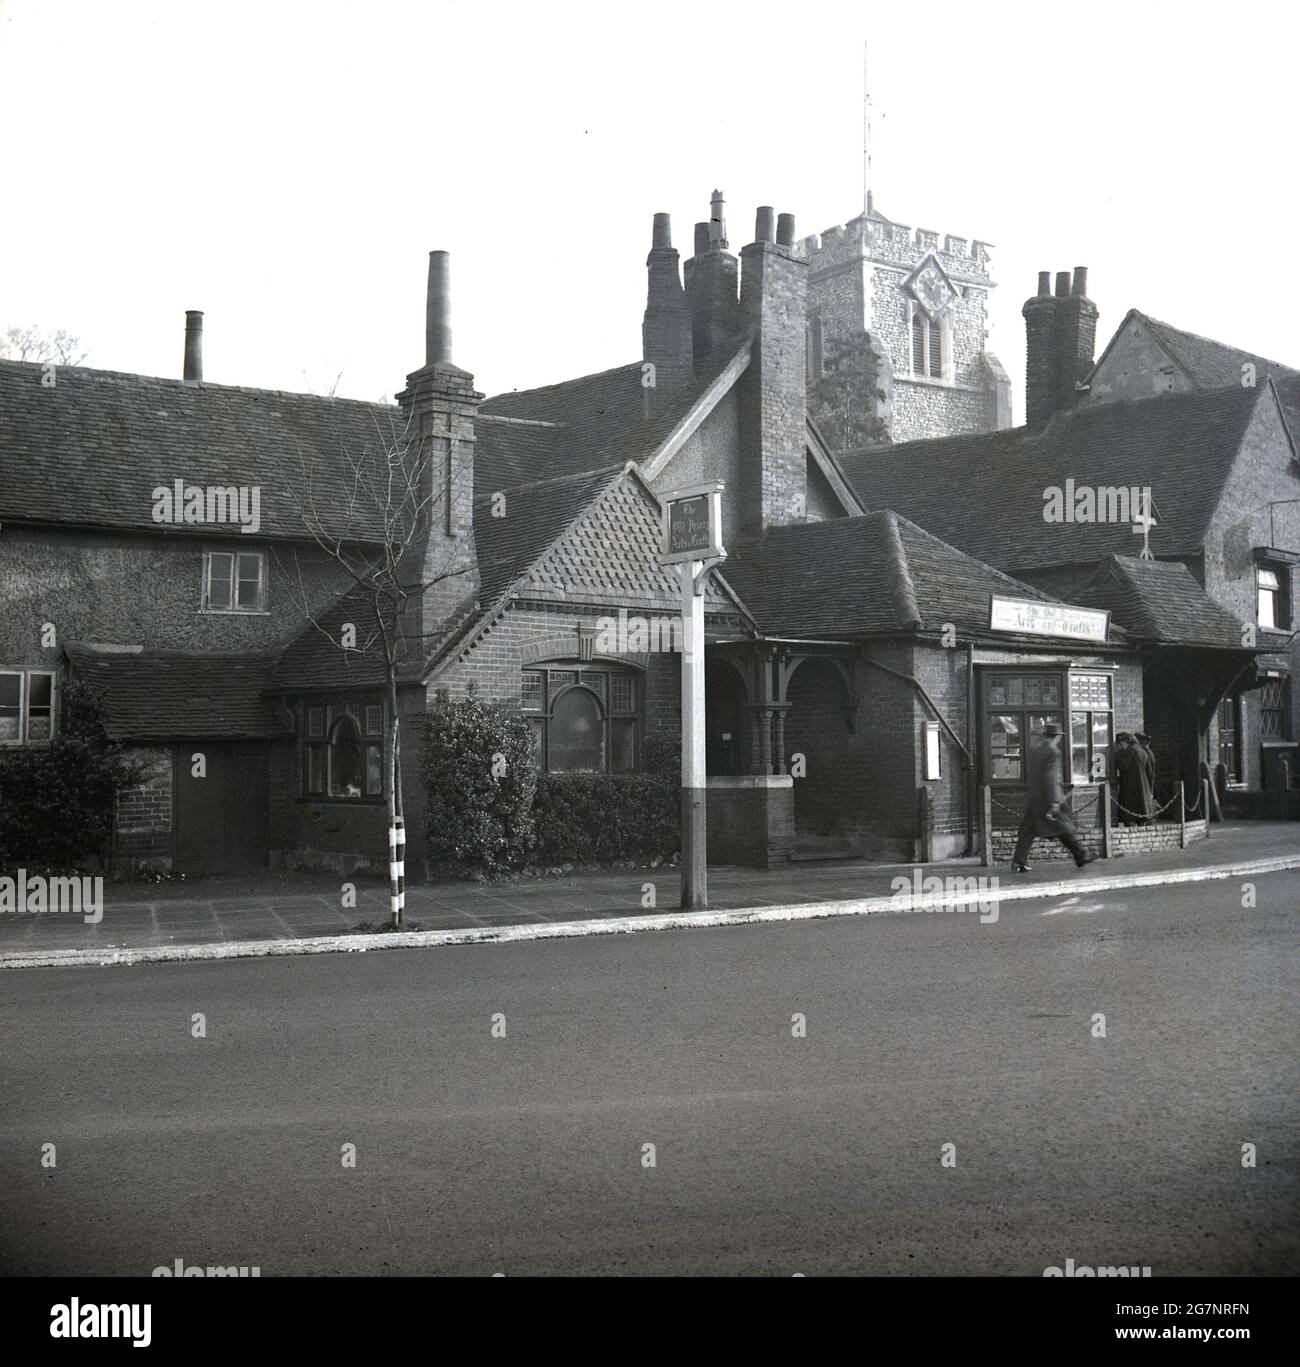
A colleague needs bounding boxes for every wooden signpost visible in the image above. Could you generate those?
[660,482,725,909]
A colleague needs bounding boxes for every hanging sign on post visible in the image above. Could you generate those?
[659,481,726,911]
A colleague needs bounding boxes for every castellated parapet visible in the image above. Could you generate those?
[799,208,1008,446]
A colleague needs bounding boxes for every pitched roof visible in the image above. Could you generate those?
[66,643,289,740]
[0,360,405,542]
[1136,312,1299,388]
[719,511,1076,642]
[269,589,402,692]
[1069,556,1251,650]
[838,383,1269,573]
[473,464,624,604]
[477,348,744,489]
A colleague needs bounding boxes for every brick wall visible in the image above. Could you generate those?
[112,747,173,872]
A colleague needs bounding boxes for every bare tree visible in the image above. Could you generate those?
[278,412,473,927]
[1,324,89,366]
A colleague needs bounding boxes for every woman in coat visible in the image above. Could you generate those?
[1012,723,1098,872]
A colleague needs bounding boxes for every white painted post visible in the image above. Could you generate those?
[681,560,708,908]
[389,817,405,922]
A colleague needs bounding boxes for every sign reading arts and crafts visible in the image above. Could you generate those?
[989,595,1110,643]
[660,481,725,565]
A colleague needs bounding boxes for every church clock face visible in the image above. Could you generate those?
[911,261,953,319]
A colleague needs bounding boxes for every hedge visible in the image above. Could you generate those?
[0,679,146,874]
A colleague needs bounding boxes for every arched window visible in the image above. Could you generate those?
[521,663,640,773]
[910,307,946,379]
[304,698,384,799]
[328,716,364,798]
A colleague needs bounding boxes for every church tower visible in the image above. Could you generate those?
[798,197,1011,448]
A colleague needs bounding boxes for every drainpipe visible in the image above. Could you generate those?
[966,640,977,857]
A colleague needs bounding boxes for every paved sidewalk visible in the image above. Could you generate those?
[0,821,1295,968]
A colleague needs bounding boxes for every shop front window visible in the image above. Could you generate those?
[1069,673,1114,783]
[984,672,1064,783]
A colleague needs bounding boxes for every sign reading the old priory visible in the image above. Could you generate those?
[660,482,725,565]
[989,595,1110,643]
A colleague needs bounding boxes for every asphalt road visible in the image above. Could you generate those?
[2,872,1297,1276]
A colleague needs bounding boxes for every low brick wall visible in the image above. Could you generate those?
[707,776,795,868]
[989,817,1207,864]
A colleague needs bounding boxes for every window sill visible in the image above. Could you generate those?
[199,608,271,617]
[297,796,387,805]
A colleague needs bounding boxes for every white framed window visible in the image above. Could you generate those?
[0,669,56,746]
[202,549,266,613]
[1257,564,1290,630]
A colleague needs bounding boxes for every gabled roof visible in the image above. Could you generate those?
[0,360,405,542]
[839,383,1273,573]
[473,464,625,604]
[719,511,1081,642]
[1122,311,1299,389]
[66,643,289,740]
[1069,556,1251,650]
[478,347,745,489]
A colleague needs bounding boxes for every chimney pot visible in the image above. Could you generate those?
[426,250,452,366]
[1072,266,1089,297]
[693,221,709,255]
[183,310,203,384]
[1054,270,1071,298]
[755,206,776,244]
[776,212,796,247]
[1037,271,1051,296]
[709,189,728,249]
[652,213,672,250]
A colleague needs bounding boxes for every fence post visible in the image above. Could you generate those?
[980,785,993,868]
[1202,779,1211,837]
[1102,782,1112,858]
[1178,780,1186,848]
[1280,759,1290,821]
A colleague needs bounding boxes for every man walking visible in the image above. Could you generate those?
[1012,723,1098,872]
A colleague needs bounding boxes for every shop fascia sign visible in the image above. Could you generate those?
[989,595,1110,643]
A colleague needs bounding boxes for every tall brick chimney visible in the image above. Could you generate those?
[396,250,482,658]
[641,212,693,401]
[1055,266,1098,416]
[683,189,741,364]
[1023,268,1097,428]
[183,310,203,385]
[738,206,808,533]
[1022,272,1056,428]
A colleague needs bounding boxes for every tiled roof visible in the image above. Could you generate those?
[473,465,624,604]
[720,511,1071,641]
[1069,555,1251,649]
[0,360,406,542]
[270,589,405,691]
[66,643,289,740]
[1139,313,1299,388]
[477,348,744,489]
[839,384,1266,573]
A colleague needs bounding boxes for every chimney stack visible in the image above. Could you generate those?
[183,310,203,385]
[396,249,482,652]
[426,250,453,366]
[642,212,694,400]
[684,188,741,365]
[776,212,796,248]
[1023,267,1097,428]
[1054,266,1098,418]
[739,200,809,532]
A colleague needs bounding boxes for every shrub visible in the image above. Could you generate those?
[532,773,677,864]
[423,696,537,874]
[0,679,147,874]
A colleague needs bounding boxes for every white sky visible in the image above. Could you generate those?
[2,0,1297,419]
